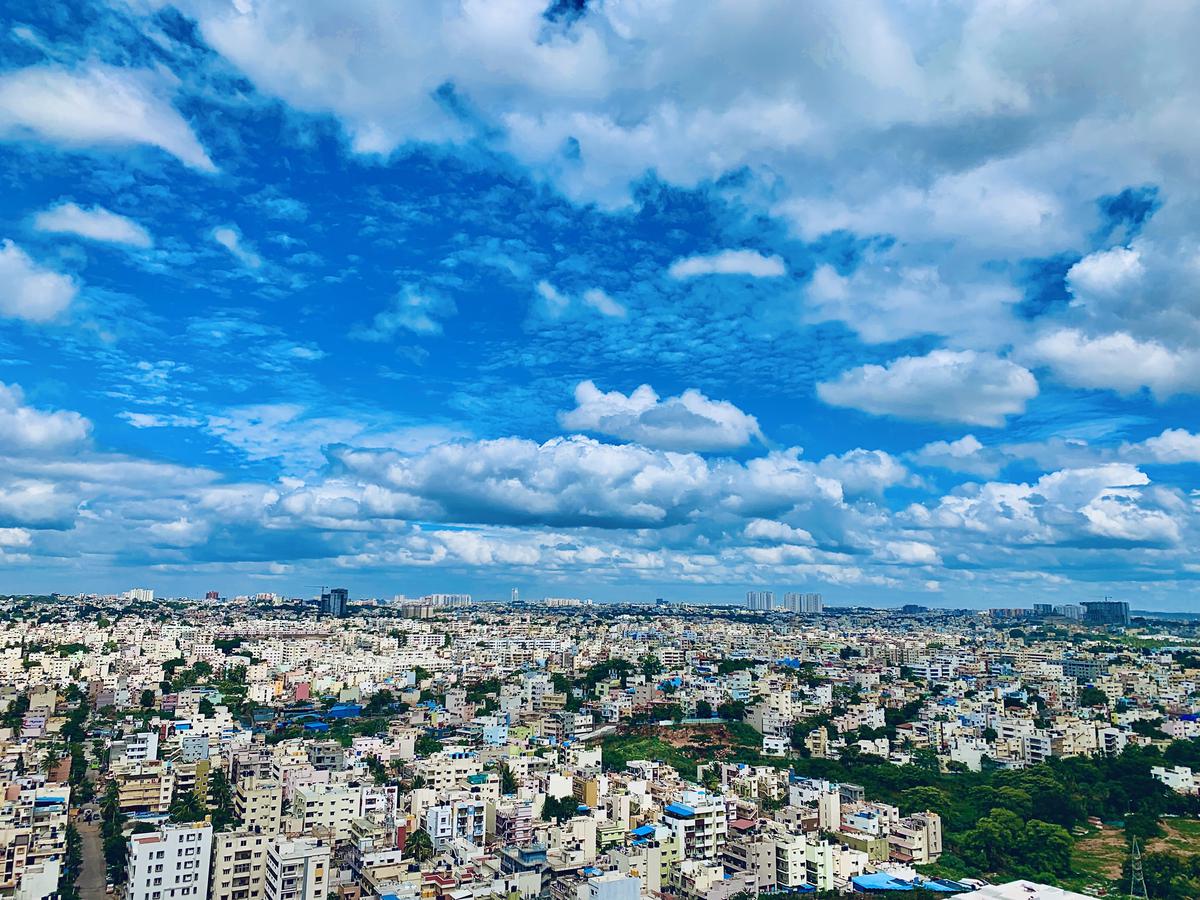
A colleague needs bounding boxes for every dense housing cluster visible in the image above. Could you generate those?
[2,593,1199,900]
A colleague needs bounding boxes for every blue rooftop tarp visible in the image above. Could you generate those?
[664,803,694,817]
[630,825,655,837]
[852,874,915,892]
[920,880,968,893]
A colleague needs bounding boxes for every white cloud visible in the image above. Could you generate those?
[120,412,205,429]
[804,260,1021,346]
[0,64,215,171]
[533,281,624,319]
[668,249,786,279]
[34,202,152,248]
[212,226,262,269]
[203,402,465,472]
[0,240,77,322]
[815,449,909,495]
[743,518,815,545]
[817,350,1038,426]
[0,382,91,453]
[1121,429,1200,464]
[354,287,457,338]
[1026,328,1200,399]
[1067,245,1144,297]
[581,288,627,318]
[559,380,763,452]
[911,463,1180,549]
[909,435,1007,477]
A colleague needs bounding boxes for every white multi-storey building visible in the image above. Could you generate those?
[262,838,329,900]
[125,822,212,900]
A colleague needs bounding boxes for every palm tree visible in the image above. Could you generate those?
[406,828,434,862]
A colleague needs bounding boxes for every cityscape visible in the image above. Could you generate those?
[2,2,1200,900]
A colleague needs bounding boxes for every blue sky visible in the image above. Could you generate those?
[1,0,1200,608]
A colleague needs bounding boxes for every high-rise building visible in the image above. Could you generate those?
[1056,603,1084,621]
[422,593,471,606]
[783,592,823,614]
[745,591,774,611]
[205,591,220,601]
[124,588,154,603]
[126,821,212,900]
[319,588,348,618]
[1082,600,1130,627]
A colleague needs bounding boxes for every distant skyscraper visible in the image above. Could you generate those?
[1082,599,1130,627]
[1056,603,1084,621]
[205,590,220,601]
[123,588,154,603]
[511,587,519,603]
[320,587,349,618]
[745,590,774,611]
[783,592,823,614]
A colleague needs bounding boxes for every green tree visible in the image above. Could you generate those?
[140,689,156,709]
[499,763,518,795]
[169,790,208,824]
[209,769,235,831]
[406,828,434,862]
[695,700,713,719]
[1078,686,1108,707]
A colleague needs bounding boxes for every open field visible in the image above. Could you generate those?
[601,721,766,777]
[1066,818,1200,896]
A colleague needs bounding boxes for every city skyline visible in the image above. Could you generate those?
[2,3,1200,609]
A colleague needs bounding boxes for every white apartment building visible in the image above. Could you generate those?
[1152,765,1199,794]
[424,796,486,849]
[125,822,212,900]
[413,750,482,792]
[662,790,727,860]
[262,838,329,900]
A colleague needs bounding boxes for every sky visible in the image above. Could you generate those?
[1,1,1200,609]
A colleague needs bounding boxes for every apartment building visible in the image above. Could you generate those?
[262,838,329,900]
[125,822,212,900]
[662,791,727,860]
[210,831,271,900]
[235,779,283,834]
[287,783,359,842]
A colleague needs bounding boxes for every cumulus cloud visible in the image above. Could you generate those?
[328,436,842,531]
[559,380,763,451]
[212,226,262,269]
[1121,429,1200,464]
[34,202,152,248]
[0,382,91,453]
[0,64,215,171]
[1027,328,1200,399]
[0,240,78,322]
[354,287,457,338]
[668,249,786,279]
[817,350,1038,426]
[910,463,1181,549]
[908,435,1008,477]
[815,449,909,495]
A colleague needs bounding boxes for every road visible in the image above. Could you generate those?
[75,812,106,900]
